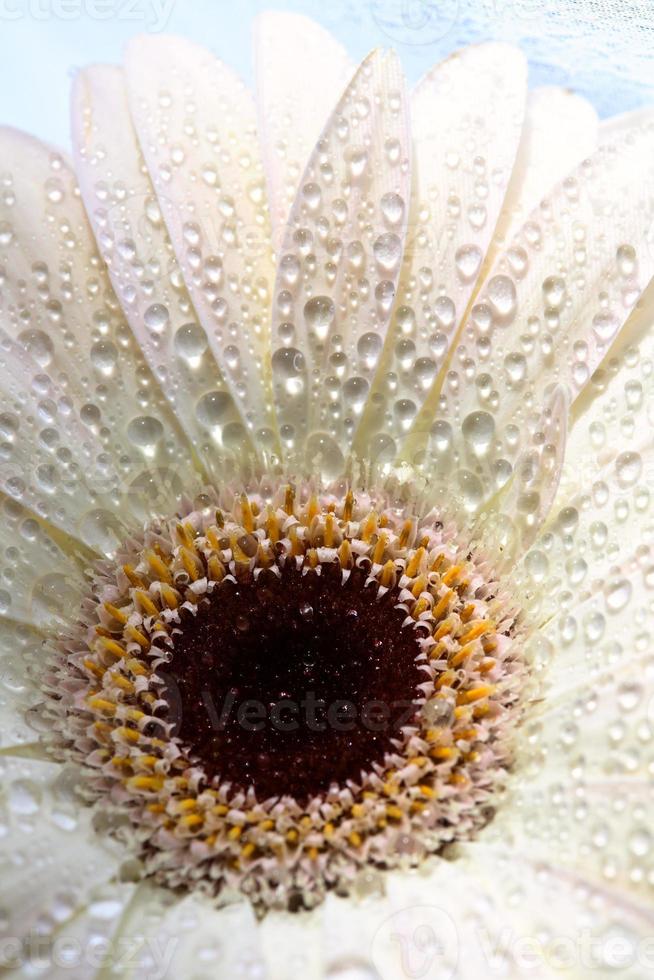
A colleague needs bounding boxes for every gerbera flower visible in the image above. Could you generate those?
[1,10,654,977]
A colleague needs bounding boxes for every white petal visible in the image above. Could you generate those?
[0,621,44,750]
[254,11,354,238]
[484,385,568,563]
[72,65,246,478]
[0,127,198,548]
[321,858,654,978]
[355,44,527,463]
[0,497,88,626]
[260,908,324,979]
[411,112,654,509]
[99,886,264,978]
[500,86,599,244]
[0,757,121,950]
[270,48,411,474]
[29,881,137,980]
[517,286,654,625]
[497,565,654,902]
[125,35,278,459]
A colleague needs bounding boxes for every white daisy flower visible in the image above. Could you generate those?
[1,11,654,978]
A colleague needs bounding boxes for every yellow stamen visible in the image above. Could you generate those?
[125,625,150,649]
[127,775,164,792]
[372,533,387,565]
[284,485,295,516]
[104,602,128,624]
[406,547,426,578]
[88,697,116,715]
[134,589,159,617]
[457,685,495,705]
[146,552,173,584]
[240,495,255,533]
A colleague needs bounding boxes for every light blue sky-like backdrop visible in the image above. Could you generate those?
[0,0,653,148]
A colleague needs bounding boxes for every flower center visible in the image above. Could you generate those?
[166,561,423,802]
[45,480,525,911]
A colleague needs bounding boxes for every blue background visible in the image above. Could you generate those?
[0,0,652,148]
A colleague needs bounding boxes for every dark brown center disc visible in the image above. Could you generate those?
[162,561,423,802]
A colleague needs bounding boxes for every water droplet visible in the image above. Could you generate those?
[542,275,566,310]
[615,451,642,488]
[380,192,405,227]
[304,431,344,480]
[18,329,54,368]
[616,243,637,277]
[487,275,517,320]
[144,303,170,335]
[373,233,402,272]
[592,311,620,343]
[454,244,482,282]
[272,347,306,396]
[462,411,495,456]
[127,416,164,454]
[30,573,78,628]
[196,391,231,429]
[174,322,207,367]
[357,332,382,370]
[604,577,632,613]
[78,509,124,556]
[8,779,41,815]
[90,340,118,376]
[304,296,335,342]
[342,376,369,414]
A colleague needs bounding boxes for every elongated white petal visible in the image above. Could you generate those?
[410,112,654,513]
[0,621,45,750]
[0,127,198,549]
[500,86,599,244]
[354,43,527,463]
[517,286,654,626]
[0,757,121,945]
[0,497,89,626]
[270,48,410,475]
[125,35,278,459]
[98,886,263,978]
[323,857,654,978]
[497,555,654,902]
[72,66,247,476]
[34,881,137,980]
[482,385,568,564]
[254,11,354,238]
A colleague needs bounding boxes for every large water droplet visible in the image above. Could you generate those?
[486,275,517,320]
[304,431,344,481]
[304,296,335,342]
[272,347,306,396]
[144,303,170,335]
[380,192,405,227]
[462,410,495,457]
[127,415,164,454]
[196,391,231,429]
[454,244,482,282]
[174,322,207,367]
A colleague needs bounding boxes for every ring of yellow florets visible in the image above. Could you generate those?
[45,481,524,912]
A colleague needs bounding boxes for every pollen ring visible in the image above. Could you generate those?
[45,481,524,911]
